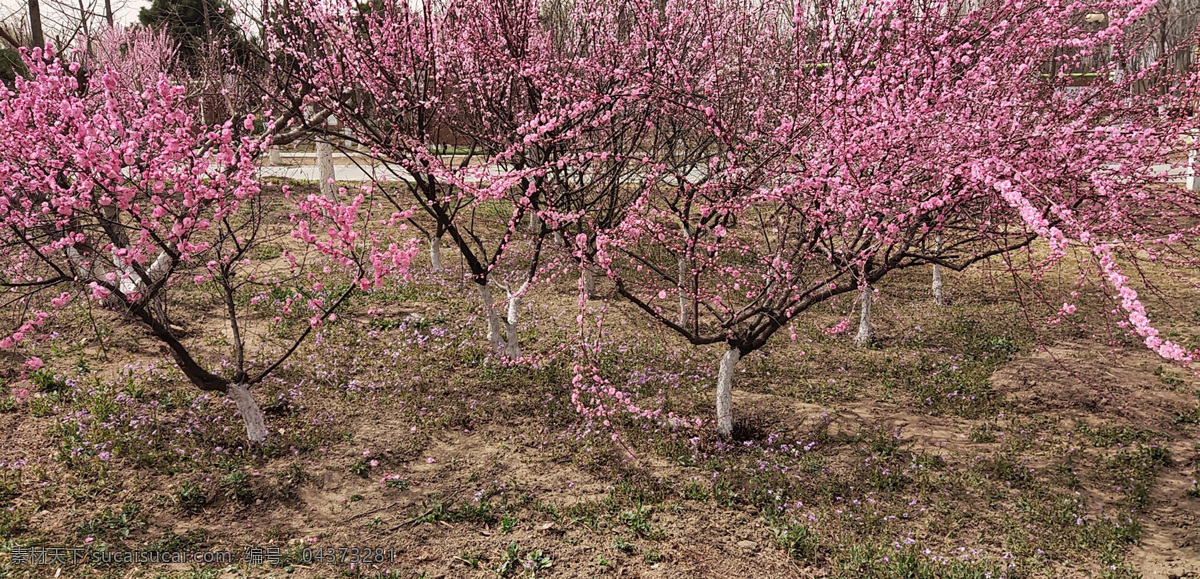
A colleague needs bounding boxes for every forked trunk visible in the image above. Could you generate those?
[716,347,740,438]
[477,281,504,346]
[68,247,172,318]
[227,383,267,443]
[854,286,873,346]
[429,236,444,273]
[316,140,336,199]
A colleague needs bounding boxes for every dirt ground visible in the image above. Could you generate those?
[2,214,1200,578]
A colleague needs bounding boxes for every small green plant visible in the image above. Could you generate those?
[276,462,311,499]
[619,506,663,540]
[76,503,143,541]
[969,422,999,443]
[1154,365,1185,388]
[775,523,819,562]
[370,318,404,331]
[1174,406,1200,426]
[1146,445,1174,467]
[497,542,522,577]
[28,394,57,418]
[495,542,552,577]
[144,529,208,553]
[173,482,207,513]
[522,549,553,575]
[682,480,709,501]
[0,472,20,506]
[1074,421,1161,447]
[411,495,497,525]
[29,369,67,393]
[0,508,27,536]
[612,536,636,554]
[500,513,517,534]
[453,551,484,568]
[220,470,254,504]
[254,244,283,259]
[349,459,371,479]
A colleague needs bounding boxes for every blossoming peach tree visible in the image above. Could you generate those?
[262,0,654,359]
[10,0,1197,445]
[0,44,416,442]
[568,0,1200,437]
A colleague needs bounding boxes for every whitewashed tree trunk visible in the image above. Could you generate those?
[678,257,691,327]
[68,247,172,313]
[227,383,267,443]
[932,234,945,306]
[477,281,504,346]
[429,236,444,273]
[678,222,692,327]
[527,211,539,232]
[931,264,945,305]
[503,280,529,359]
[716,347,740,438]
[316,140,336,199]
[1188,148,1199,192]
[268,147,282,166]
[854,285,873,346]
[581,267,595,299]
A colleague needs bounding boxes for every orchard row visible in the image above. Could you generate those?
[2,0,1199,440]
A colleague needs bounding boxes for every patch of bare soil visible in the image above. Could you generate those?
[992,341,1200,579]
[150,423,802,578]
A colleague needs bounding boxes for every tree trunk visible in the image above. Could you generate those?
[316,140,336,199]
[477,281,504,346]
[678,257,691,327]
[29,0,44,49]
[227,383,267,443]
[69,247,172,317]
[679,222,692,327]
[581,267,594,299]
[104,0,113,27]
[429,236,444,273]
[931,234,946,305]
[931,264,945,306]
[76,0,92,53]
[854,285,873,346]
[716,347,740,438]
[269,147,282,166]
[1188,148,1199,192]
[503,280,529,358]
